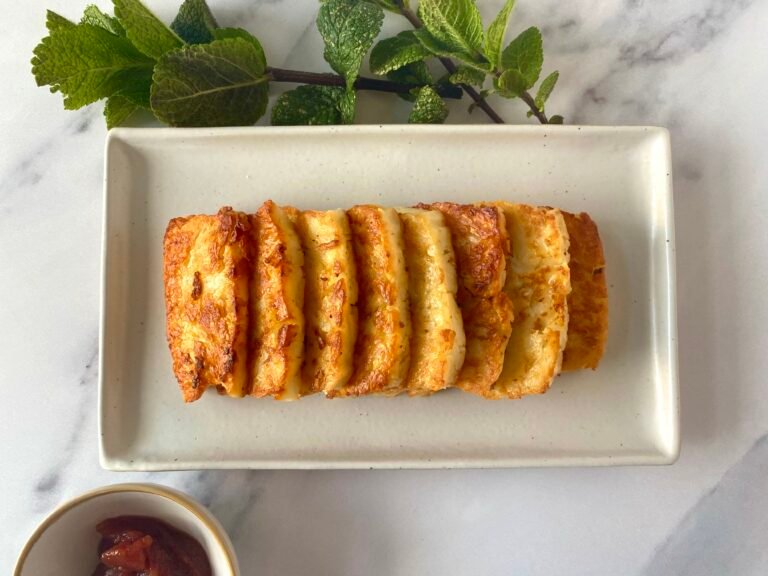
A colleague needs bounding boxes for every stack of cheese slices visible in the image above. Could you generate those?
[163,201,608,402]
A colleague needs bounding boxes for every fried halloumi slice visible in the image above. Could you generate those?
[294,209,358,395]
[398,208,465,395]
[561,211,608,371]
[418,203,513,396]
[490,202,571,399]
[163,207,251,402]
[249,201,305,400]
[332,205,410,397]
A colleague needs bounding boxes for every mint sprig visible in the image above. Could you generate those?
[31,0,565,127]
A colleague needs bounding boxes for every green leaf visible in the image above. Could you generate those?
[271,85,345,125]
[370,31,431,76]
[46,10,76,32]
[412,28,488,70]
[408,85,448,123]
[171,0,218,44]
[32,24,154,109]
[82,5,124,35]
[113,0,184,59]
[500,26,542,88]
[549,114,564,124]
[386,61,432,101]
[534,70,558,110]
[417,0,484,61]
[484,0,515,69]
[104,94,138,128]
[317,0,384,91]
[449,65,485,86]
[150,38,269,126]
[495,68,527,98]
[211,28,266,68]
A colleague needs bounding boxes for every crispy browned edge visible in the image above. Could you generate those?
[561,211,608,370]
[331,205,410,397]
[417,202,513,396]
[163,207,251,403]
[248,201,305,398]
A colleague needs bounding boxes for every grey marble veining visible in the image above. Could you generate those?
[2,0,768,574]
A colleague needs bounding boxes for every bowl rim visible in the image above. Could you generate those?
[14,482,237,576]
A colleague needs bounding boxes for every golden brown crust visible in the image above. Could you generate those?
[163,207,251,402]
[249,201,305,400]
[418,203,513,396]
[561,211,608,371]
[332,205,410,397]
[398,208,465,395]
[295,209,358,394]
[490,203,571,399]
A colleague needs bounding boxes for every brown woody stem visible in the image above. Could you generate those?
[266,67,462,99]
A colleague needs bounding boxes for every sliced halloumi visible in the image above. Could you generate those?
[294,209,358,394]
[163,207,251,402]
[418,202,513,397]
[398,208,465,395]
[333,205,410,397]
[249,201,305,400]
[560,211,608,371]
[490,202,571,398]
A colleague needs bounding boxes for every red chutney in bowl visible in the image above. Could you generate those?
[91,516,211,576]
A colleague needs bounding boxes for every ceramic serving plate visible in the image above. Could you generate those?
[100,125,678,470]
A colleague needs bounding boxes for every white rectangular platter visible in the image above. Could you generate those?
[100,125,678,470]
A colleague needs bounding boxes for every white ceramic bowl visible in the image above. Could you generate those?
[14,483,239,576]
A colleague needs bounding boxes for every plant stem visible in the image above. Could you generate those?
[398,6,505,124]
[266,67,462,99]
[519,90,549,124]
[398,4,550,125]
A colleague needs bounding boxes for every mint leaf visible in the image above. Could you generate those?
[32,24,153,109]
[317,0,384,88]
[82,5,124,35]
[211,28,266,68]
[46,10,75,32]
[449,65,485,86]
[500,26,542,88]
[370,31,430,76]
[171,0,218,44]
[369,0,409,12]
[534,70,558,110]
[495,68,527,98]
[113,0,184,59]
[549,114,564,124]
[150,38,269,126]
[104,93,138,128]
[271,85,345,125]
[409,85,448,123]
[484,0,515,69]
[317,0,383,125]
[417,0,484,62]
[387,61,432,101]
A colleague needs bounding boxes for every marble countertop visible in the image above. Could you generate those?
[2,0,767,574]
